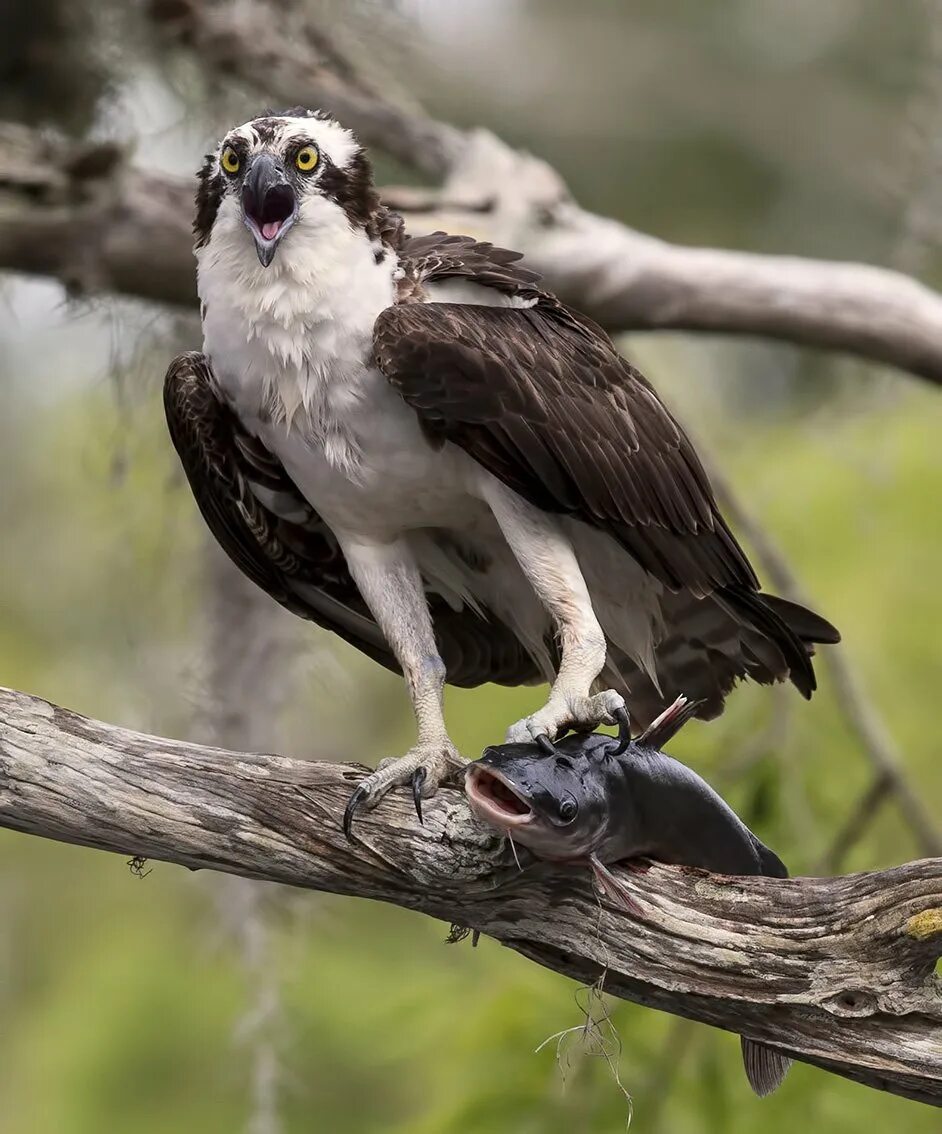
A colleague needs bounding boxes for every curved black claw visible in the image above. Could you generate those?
[535,733,558,756]
[612,706,632,754]
[411,767,427,824]
[343,784,369,842]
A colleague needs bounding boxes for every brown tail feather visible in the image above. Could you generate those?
[761,593,841,645]
[606,584,840,728]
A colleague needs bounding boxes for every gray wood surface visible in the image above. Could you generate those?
[1,685,940,1105]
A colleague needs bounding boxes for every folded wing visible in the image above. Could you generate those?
[163,351,542,688]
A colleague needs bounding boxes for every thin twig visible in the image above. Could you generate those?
[817,772,894,875]
[889,0,942,276]
[703,454,941,859]
[637,1016,701,1130]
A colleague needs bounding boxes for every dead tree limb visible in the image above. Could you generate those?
[0,123,195,306]
[1,684,940,1106]
[6,86,942,383]
[135,0,942,385]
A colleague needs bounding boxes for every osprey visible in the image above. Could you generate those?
[165,108,839,831]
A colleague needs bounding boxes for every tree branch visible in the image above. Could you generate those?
[5,31,942,385]
[140,0,942,385]
[0,123,195,306]
[1,684,940,1106]
[147,0,464,179]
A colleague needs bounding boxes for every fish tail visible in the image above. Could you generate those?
[740,1036,791,1096]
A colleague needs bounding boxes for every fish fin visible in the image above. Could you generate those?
[752,836,789,879]
[636,694,704,750]
[740,1037,791,1096]
[589,855,645,918]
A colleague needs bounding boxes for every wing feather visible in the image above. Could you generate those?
[374,300,757,595]
[163,351,541,689]
[378,237,838,710]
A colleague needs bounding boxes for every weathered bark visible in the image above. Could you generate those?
[1,684,940,1106]
[0,123,195,307]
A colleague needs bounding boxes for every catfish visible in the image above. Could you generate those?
[465,696,791,1096]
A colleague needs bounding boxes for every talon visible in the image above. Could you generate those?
[343,784,369,841]
[508,687,626,750]
[613,706,632,753]
[412,766,427,823]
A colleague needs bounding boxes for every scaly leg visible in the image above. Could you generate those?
[339,537,464,837]
[483,484,627,744]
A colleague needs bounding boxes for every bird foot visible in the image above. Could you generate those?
[343,739,465,840]
[505,688,626,745]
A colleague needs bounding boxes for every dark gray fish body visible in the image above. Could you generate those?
[464,697,790,1097]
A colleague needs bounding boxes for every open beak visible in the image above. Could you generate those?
[241,153,298,267]
[464,765,534,830]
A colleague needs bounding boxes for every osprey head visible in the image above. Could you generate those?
[194,108,383,268]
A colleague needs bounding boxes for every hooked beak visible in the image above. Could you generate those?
[241,153,298,267]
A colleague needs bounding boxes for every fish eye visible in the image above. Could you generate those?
[559,798,578,823]
[295,145,318,172]
[220,146,240,175]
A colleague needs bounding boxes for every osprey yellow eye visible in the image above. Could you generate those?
[295,146,318,172]
[220,147,240,174]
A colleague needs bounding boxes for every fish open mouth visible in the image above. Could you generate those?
[465,765,534,829]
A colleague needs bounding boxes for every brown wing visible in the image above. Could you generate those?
[375,277,831,696]
[396,231,543,301]
[163,351,542,688]
[374,298,759,595]
[390,231,746,591]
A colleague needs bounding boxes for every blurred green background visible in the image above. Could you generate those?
[1,2,940,1132]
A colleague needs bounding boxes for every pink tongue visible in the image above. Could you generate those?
[261,221,281,240]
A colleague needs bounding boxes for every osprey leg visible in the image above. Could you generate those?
[339,538,464,837]
[482,484,627,743]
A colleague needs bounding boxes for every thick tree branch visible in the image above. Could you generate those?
[0,124,195,306]
[1,685,940,1105]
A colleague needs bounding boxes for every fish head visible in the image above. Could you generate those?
[464,733,614,861]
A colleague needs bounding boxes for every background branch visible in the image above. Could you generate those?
[703,455,942,861]
[196,552,300,1134]
[1,685,940,1107]
[5,70,942,384]
[129,0,937,385]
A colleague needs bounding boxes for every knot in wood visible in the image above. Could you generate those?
[822,989,879,1018]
